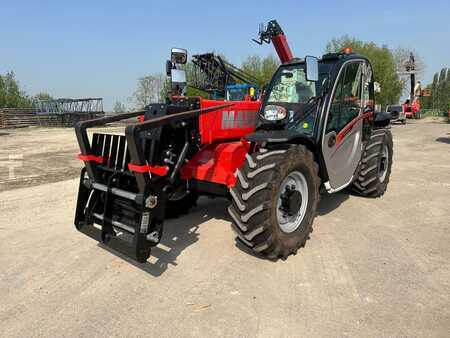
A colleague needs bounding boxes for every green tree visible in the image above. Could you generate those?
[0,75,5,107]
[420,68,449,112]
[445,70,450,111]
[241,54,280,88]
[0,71,32,108]
[437,68,448,111]
[326,36,404,108]
[430,72,439,109]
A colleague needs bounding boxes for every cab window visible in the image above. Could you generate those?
[326,62,363,133]
[362,62,374,111]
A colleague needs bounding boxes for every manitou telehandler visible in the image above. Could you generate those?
[74,20,393,262]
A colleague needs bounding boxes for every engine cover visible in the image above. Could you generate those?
[180,141,250,187]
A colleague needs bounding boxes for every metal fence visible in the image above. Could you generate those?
[1,98,105,129]
[33,98,103,114]
[0,108,104,129]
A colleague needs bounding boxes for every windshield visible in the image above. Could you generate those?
[268,66,317,104]
[262,62,330,136]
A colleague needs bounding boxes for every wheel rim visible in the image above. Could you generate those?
[378,144,389,183]
[276,171,309,233]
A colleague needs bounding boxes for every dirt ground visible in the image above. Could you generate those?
[1,119,449,337]
[0,126,123,192]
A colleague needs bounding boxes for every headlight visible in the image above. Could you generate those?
[263,105,287,121]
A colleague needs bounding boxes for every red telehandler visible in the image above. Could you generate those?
[74,20,393,262]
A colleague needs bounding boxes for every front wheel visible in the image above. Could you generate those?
[228,145,321,259]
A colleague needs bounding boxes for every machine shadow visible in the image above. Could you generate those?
[100,192,350,271]
[317,191,349,215]
[98,197,229,277]
[436,137,450,144]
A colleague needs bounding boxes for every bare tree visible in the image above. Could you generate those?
[393,47,426,97]
[113,101,127,114]
[132,74,165,108]
[393,47,425,78]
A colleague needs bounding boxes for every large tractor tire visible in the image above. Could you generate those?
[228,145,321,259]
[352,128,393,197]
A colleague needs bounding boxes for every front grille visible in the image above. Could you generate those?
[92,133,130,172]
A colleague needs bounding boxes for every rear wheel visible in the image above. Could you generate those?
[228,145,320,259]
[165,186,198,218]
[352,128,393,197]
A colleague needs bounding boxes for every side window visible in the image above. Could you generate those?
[326,62,363,133]
[362,62,374,111]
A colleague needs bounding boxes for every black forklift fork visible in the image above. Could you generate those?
[74,103,232,263]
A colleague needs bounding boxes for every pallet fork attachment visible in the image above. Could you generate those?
[74,103,233,262]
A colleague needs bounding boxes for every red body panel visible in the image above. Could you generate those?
[179,98,260,187]
[180,140,250,187]
[137,97,261,187]
[198,98,260,145]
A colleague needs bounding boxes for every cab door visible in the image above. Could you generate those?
[321,60,365,191]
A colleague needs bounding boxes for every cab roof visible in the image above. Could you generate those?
[284,52,368,65]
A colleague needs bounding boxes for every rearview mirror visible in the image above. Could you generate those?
[170,69,187,96]
[171,69,186,84]
[305,56,319,82]
[171,48,187,64]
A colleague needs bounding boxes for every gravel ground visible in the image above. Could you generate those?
[0,120,449,337]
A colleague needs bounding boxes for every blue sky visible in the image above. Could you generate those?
[1,0,449,110]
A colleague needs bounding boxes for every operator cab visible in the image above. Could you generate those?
[250,51,377,191]
[257,52,375,142]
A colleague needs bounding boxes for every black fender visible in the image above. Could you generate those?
[245,129,328,184]
[374,111,392,128]
[246,129,311,144]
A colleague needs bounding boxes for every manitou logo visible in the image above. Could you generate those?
[221,111,257,129]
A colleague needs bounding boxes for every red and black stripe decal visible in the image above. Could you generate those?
[78,153,103,163]
[128,163,169,176]
[336,111,373,146]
